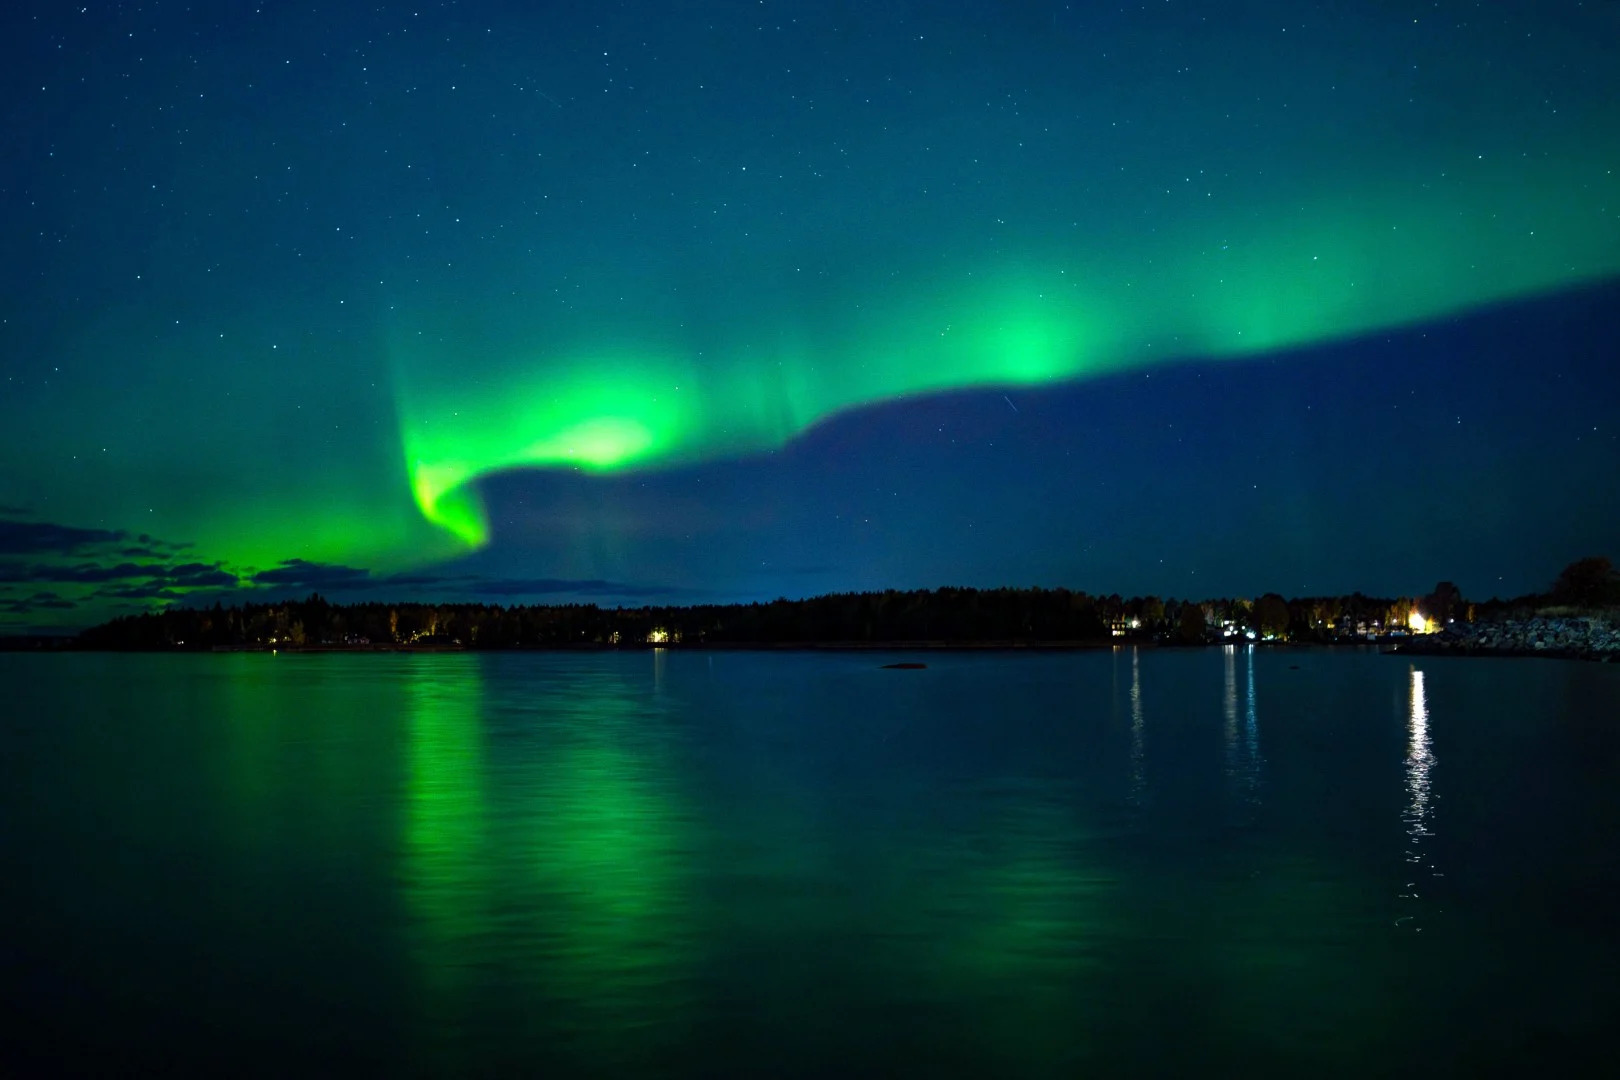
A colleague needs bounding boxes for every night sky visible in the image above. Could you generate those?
[3,0,1618,631]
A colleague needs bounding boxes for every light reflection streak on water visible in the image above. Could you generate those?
[1399,665,1437,929]
[1128,648,1145,805]
[1222,646,1240,798]
[1223,645,1239,760]
[1222,646,1263,807]
[1244,647,1263,797]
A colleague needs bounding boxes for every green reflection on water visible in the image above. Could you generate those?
[892,784,1119,1069]
[519,668,703,1034]
[218,656,280,851]
[401,657,702,1069]
[402,656,491,1032]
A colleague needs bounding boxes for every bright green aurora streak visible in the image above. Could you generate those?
[398,151,1620,549]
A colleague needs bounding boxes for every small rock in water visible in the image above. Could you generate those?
[881,662,927,670]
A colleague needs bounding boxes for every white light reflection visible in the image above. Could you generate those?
[1128,648,1145,805]
[1222,645,1238,758]
[1244,646,1263,796]
[1222,645,1263,809]
[1398,665,1438,931]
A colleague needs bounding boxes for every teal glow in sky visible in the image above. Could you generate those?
[2,0,1618,627]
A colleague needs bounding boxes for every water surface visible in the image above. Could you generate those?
[4,648,1617,1075]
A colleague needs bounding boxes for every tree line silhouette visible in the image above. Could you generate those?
[64,556,1615,650]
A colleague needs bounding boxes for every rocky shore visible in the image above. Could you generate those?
[1393,615,1620,662]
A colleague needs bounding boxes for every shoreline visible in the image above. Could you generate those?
[7,631,1615,662]
[1385,615,1619,664]
[9,638,1378,655]
[208,639,1136,654]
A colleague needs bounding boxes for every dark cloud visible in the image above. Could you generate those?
[0,515,222,625]
[1,555,239,590]
[97,585,186,601]
[0,519,128,555]
[24,562,183,583]
[382,572,476,587]
[165,563,239,587]
[3,534,678,620]
[221,564,477,596]
[67,563,168,582]
[133,533,192,552]
[0,595,77,613]
[239,565,677,599]
[251,559,373,588]
[180,571,238,588]
[0,516,197,565]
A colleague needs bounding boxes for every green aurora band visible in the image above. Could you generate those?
[397,150,1620,549]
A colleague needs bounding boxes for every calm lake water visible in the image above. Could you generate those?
[4,648,1618,1075]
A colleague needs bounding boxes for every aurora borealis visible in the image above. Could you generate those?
[3,0,1618,628]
